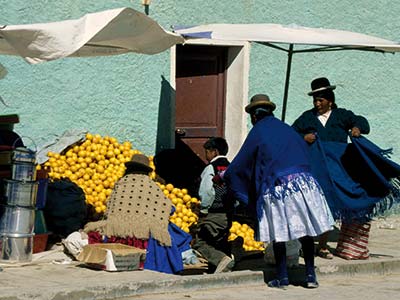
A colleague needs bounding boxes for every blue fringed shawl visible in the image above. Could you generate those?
[309,136,400,221]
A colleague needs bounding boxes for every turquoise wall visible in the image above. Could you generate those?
[1,0,400,162]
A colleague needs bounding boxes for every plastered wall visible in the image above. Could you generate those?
[1,0,399,163]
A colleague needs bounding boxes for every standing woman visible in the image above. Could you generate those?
[224,94,334,289]
[292,77,369,144]
[292,77,371,260]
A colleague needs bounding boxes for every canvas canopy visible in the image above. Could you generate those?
[175,24,400,120]
[0,7,184,64]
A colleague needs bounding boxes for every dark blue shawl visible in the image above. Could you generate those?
[309,136,400,221]
[224,116,312,216]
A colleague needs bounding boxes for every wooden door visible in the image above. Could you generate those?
[175,45,227,163]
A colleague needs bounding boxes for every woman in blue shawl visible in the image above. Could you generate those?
[292,77,400,260]
[224,94,333,289]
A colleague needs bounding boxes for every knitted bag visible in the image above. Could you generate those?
[336,221,371,260]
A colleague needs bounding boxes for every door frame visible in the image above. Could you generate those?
[170,39,251,160]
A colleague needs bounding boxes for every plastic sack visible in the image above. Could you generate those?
[181,249,200,265]
[264,239,301,268]
[62,231,89,259]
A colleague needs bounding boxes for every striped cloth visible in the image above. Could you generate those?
[335,221,371,260]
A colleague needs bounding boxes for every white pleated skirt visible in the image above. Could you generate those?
[258,172,334,243]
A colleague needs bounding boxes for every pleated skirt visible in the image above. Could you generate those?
[258,172,334,243]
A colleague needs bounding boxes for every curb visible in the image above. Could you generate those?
[54,259,400,299]
[317,258,400,277]
[1,258,400,300]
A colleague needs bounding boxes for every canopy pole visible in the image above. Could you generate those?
[281,44,293,122]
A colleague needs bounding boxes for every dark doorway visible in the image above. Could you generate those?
[154,45,228,196]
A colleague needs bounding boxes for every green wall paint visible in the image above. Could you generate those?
[1,1,400,162]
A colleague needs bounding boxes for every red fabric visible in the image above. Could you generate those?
[336,222,371,260]
[87,231,148,268]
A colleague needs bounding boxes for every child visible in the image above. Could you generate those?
[192,137,234,273]
[199,137,230,215]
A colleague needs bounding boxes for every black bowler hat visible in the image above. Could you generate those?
[308,77,336,96]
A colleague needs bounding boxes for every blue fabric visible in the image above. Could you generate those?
[172,25,212,39]
[308,137,400,221]
[144,222,192,274]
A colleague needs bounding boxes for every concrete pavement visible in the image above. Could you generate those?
[0,214,399,300]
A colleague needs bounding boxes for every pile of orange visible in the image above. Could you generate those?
[40,133,156,213]
[229,221,265,251]
[158,182,200,233]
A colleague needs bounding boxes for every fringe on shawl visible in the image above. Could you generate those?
[371,177,400,217]
[101,215,171,246]
[83,220,107,234]
[83,217,172,246]
[333,177,400,222]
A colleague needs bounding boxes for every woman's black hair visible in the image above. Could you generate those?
[250,107,274,124]
[314,90,337,109]
[125,164,151,175]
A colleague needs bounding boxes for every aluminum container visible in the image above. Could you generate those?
[3,179,38,207]
[0,205,35,234]
[12,147,36,164]
[0,233,33,263]
[11,161,37,181]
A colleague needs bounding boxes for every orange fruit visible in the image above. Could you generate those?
[165,183,174,192]
[183,195,191,203]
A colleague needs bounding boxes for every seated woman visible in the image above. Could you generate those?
[84,154,193,274]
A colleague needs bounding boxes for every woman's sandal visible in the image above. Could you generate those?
[267,278,289,289]
[306,274,319,289]
[317,248,334,259]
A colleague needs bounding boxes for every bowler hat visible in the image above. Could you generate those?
[125,154,153,173]
[245,94,276,113]
[308,77,336,96]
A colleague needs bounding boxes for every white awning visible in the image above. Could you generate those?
[0,7,184,64]
[175,23,400,53]
[175,23,400,121]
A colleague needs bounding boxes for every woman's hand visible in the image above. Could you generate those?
[351,127,361,137]
[304,133,317,144]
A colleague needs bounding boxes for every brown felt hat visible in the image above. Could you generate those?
[125,154,153,173]
[245,94,276,113]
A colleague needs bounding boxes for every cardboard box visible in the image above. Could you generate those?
[77,243,146,271]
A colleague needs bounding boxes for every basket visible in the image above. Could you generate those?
[33,233,49,254]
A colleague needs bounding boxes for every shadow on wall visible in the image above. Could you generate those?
[154,76,205,196]
[155,76,175,154]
